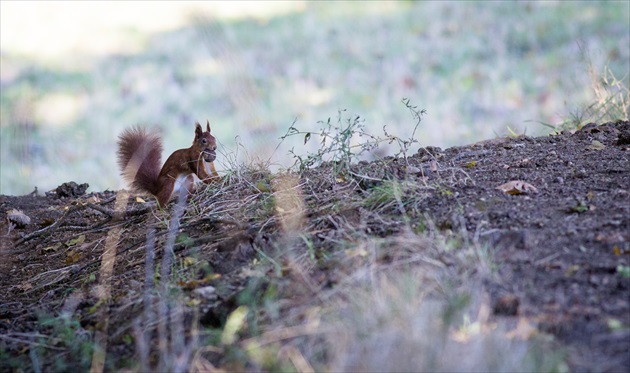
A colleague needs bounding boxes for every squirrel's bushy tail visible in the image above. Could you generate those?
[116,126,162,195]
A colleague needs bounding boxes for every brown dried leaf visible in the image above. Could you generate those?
[16,282,33,291]
[42,242,62,252]
[506,317,538,340]
[496,180,538,195]
[65,250,81,264]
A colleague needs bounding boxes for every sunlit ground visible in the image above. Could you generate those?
[1,1,628,195]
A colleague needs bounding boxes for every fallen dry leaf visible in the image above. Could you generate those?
[588,140,606,150]
[65,250,81,264]
[16,282,33,291]
[42,243,62,252]
[496,180,538,195]
[595,232,624,243]
[506,317,538,340]
[65,234,86,247]
[464,160,477,168]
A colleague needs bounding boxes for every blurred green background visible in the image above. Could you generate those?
[1,1,628,195]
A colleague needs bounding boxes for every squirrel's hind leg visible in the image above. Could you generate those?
[172,174,196,204]
[156,177,175,208]
[183,174,195,196]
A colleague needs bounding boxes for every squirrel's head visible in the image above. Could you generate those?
[194,121,217,163]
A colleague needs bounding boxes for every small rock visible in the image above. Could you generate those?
[129,280,143,290]
[193,286,217,300]
[7,209,31,228]
[405,166,431,176]
[405,165,422,175]
[574,169,588,178]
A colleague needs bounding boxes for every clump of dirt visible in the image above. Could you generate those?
[50,181,90,198]
[0,120,628,372]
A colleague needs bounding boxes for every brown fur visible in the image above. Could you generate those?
[117,121,220,207]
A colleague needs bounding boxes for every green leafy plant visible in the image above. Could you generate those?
[30,313,94,372]
[281,110,379,175]
[281,99,427,176]
[617,265,630,278]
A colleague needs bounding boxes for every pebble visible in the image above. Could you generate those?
[193,286,217,300]
[7,209,31,228]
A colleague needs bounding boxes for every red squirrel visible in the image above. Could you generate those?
[116,121,221,207]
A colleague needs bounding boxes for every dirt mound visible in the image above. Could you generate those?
[1,121,628,372]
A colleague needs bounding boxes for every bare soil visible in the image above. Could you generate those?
[1,120,629,372]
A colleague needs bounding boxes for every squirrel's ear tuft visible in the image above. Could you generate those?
[195,122,202,138]
[206,120,211,132]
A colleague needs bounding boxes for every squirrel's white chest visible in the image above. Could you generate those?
[171,161,211,197]
[172,173,194,196]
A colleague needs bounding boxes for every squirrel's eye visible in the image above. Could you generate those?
[202,139,207,144]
